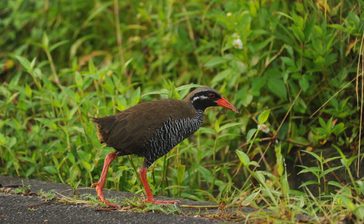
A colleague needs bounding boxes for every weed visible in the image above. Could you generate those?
[1,0,363,222]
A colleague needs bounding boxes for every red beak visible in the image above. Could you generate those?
[215,97,239,113]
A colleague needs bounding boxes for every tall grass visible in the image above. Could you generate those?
[1,0,363,222]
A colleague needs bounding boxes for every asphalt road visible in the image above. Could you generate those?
[0,176,220,224]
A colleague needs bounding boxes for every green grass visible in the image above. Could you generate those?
[1,0,364,222]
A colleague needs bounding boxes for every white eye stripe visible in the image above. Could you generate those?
[192,95,208,102]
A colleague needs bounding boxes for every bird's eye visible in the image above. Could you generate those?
[208,93,215,98]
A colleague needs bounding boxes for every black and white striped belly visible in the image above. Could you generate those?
[143,111,203,166]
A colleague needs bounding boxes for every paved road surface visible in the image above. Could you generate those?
[0,176,219,224]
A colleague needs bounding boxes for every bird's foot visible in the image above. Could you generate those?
[101,199,120,209]
[94,182,120,209]
[144,198,181,205]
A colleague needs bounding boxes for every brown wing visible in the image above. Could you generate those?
[100,100,196,155]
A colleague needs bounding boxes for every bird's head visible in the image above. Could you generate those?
[184,87,239,113]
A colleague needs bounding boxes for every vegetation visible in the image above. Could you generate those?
[1,0,363,222]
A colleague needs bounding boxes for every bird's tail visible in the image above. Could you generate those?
[92,116,116,143]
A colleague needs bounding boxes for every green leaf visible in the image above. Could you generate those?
[318,117,326,128]
[176,84,202,92]
[281,170,290,197]
[81,161,92,172]
[328,181,342,188]
[354,206,364,221]
[254,171,266,184]
[142,89,169,98]
[24,84,32,97]
[218,122,242,132]
[130,87,141,105]
[322,166,341,177]
[14,55,32,72]
[304,150,323,163]
[338,195,356,211]
[49,40,69,52]
[274,144,283,176]
[42,33,49,48]
[44,166,58,175]
[332,122,345,135]
[357,180,364,195]
[246,128,257,142]
[0,133,6,146]
[197,166,213,181]
[25,167,35,177]
[237,86,253,107]
[298,166,321,175]
[267,78,287,100]
[204,56,226,68]
[241,93,253,107]
[299,180,318,188]
[177,165,186,184]
[251,76,266,96]
[290,136,310,145]
[258,110,270,124]
[249,161,260,168]
[236,150,250,167]
[241,190,260,206]
[299,75,310,92]
[75,72,83,88]
[212,69,233,85]
[266,68,287,100]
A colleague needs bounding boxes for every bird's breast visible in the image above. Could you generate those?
[143,111,203,163]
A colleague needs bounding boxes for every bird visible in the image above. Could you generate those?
[92,87,238,207]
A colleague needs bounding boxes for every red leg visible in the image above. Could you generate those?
[139,167,180,205]
[94,152,119,208]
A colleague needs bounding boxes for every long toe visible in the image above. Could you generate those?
[103,199,120,209]
[145,199,181,205]
[94,183,119,208]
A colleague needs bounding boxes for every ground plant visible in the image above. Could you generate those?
[1,0,363,222]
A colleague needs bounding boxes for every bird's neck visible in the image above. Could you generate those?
[195,109,204,116]
[184,95,208,112]
[194,109,204,125]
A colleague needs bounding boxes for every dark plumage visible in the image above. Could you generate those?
[93,87,238,207]
[93,100,201,164]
